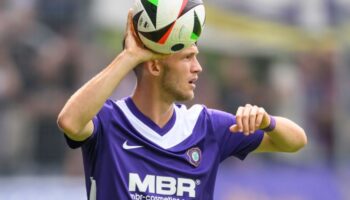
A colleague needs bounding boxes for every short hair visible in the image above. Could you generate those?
[133,63,143,79]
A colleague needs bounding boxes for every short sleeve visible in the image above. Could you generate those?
[208,109,264,161]
[63,99,116,149]
[230,130,264,160]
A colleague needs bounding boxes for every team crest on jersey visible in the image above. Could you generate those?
[186,147,202,167]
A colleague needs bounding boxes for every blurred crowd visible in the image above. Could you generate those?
[0,0,93,174]
[194,49,337,166]
[0,0,343,177]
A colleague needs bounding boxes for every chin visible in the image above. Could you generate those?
[186,91,195,100]
[175,92,194,102]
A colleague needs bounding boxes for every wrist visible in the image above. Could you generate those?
[118,50,143,68]
[261,115,276,132]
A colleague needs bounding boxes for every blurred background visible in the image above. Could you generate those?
[0,0,349,199]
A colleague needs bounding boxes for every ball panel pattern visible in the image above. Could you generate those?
[132,0,205,54]
[140,0,158,28]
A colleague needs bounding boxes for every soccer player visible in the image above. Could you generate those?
[57,10,307,200]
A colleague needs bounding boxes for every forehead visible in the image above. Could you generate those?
[168,45,199,58]
[179,45,199,55]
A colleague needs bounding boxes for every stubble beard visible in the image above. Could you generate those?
[160,64,194,102]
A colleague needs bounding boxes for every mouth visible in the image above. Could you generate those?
[188,77,198,88]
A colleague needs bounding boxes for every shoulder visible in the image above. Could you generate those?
[204,107,236,128]
[94,98,127,124]
[101,98,129,112]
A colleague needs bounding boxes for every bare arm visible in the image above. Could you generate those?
[57,10,164,141]
[57,53,138,141]
[230,104,307,153]
[254,116,307,152]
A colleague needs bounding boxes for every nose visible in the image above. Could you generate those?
[191,57,202,73]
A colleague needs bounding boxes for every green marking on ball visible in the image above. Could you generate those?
[191,33,199,40]
[148,0,158,6]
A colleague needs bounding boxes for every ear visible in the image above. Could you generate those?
[145,60,161,76]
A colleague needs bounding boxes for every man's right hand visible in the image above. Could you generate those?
[123,9,166,66]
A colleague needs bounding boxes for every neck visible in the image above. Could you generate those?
[131,84,174,128]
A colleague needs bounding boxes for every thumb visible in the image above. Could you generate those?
[229,125,240,133]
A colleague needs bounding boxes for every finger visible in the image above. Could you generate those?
[256,107,265,128]
[124,9,131,38]
[229,124,240,132]
[235,106,244,132]
[261,112,271,130]
[242,104,252,135]
[249,105,259,133]
[125,9,144,49]
[126,9,134,35]
[123,9,133,49]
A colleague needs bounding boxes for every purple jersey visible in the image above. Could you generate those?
[65,97,263,200]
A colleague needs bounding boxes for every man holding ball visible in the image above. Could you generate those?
[57,3,307,200]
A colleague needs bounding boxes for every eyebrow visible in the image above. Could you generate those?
[182,51,198,58]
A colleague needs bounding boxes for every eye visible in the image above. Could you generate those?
[185,54,194,60]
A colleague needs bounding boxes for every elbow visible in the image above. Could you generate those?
[297,128,308,151]
[288,128,308,153]
[57,112,81,136]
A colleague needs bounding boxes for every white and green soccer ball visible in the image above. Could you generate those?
[132,0,206,54]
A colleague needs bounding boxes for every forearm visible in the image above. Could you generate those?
[57,51,138,135]
[263,116,307,152]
